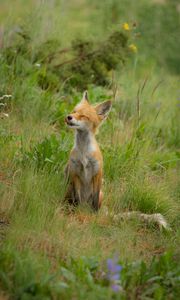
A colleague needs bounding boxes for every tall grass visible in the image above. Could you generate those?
[0,0,180,299]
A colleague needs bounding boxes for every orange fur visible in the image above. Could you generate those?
[64,91,112,211]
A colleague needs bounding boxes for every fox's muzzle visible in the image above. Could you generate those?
[65,115,78,127]
[65,115,73,124]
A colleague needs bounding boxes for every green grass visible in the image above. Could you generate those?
[0,0,180,299]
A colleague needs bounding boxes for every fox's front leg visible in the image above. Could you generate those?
[92,172,102,211]
[65,180,81,206]
[64,165,80,206]
[72,176,82,204]
[64,182,77,206]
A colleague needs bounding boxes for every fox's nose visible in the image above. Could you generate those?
[67,115,73,121]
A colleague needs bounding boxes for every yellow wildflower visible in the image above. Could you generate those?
[122,23,130,31]
[129,44,138,53]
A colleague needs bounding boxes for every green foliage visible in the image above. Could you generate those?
[0,248,64,300]
[22,133,69,172]
[37,68,60,91]
[91,0,180,74]
[0,247,179,300]
[34,39,61,63]
[38,31,129,90]
[122,252,180,299]
[104,137,141,181]
[1,28,129,92]
[119,179,168,214]
[71,31,127,88]
[149,150,180,171]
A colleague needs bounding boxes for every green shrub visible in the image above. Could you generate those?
[122,252,180,299]
[22,133,70,172]
[0,247,179,300]
[1,27,130,92]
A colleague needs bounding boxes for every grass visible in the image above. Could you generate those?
[0,0,180,299]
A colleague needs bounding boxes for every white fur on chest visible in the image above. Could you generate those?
[69,130,99,183]
[70,154,99,183]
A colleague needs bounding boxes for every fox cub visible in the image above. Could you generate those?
[65,91,112,210]
[64,91,169,229]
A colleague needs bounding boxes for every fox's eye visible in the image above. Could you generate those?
[79,115,89,120]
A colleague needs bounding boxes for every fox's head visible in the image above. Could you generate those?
[65,91,112,133]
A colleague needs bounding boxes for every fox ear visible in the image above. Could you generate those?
[95,100,112,119]
[81,90,89,103]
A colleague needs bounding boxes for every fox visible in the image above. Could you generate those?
[64,91,169,230]
[64,91,111,211]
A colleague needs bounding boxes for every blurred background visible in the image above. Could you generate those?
[0,0,179,74]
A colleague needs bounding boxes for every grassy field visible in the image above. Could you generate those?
[0,1,180,299]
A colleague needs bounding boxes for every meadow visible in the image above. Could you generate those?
[0,1,180,299]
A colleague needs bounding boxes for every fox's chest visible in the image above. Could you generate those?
[69,155,99,183]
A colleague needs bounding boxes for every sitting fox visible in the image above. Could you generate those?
[65,91,168,229]
[65,91,111,210]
